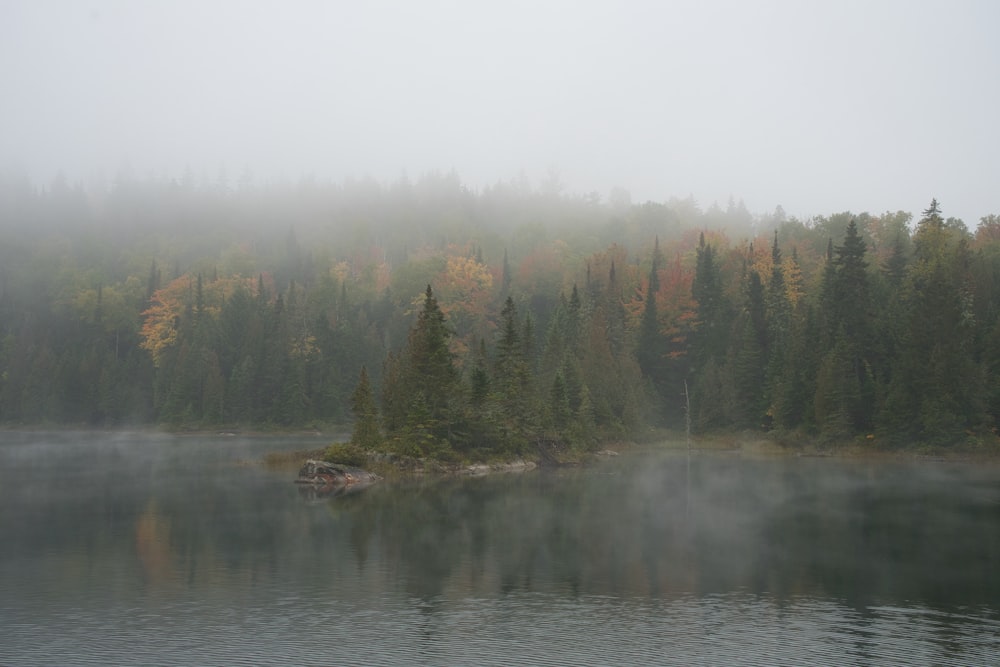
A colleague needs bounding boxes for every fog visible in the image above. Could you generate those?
[2,0,998,223]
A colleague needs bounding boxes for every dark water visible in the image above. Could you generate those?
[1,433,998,666]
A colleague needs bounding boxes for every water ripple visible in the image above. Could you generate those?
[2,591,998,666]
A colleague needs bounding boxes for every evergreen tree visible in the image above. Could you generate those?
[883,233,909,286]
[604,261,627,358]
[881,200,985,445]
[636,237,666,399]
[825,219,876,433]
[566,283,583,354]
[728,307,766,428]
[350,365,382,449]
[832,220,871,345]
[380,351,406,433]
[469,338,490,407]
[492,296,532,446]
[771,304,819,430]
[501,248,512,294]
[813,329,858,439]
[690,234,734,430]
[146,260,160,303]
[726,264,768,428]
[549,371,571,428]
[765,231,792,420]
[396,285,459,452]
[818,238,837,344]
[691,234,729,368]
[522,311,536,372]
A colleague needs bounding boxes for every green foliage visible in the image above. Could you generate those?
[323,442,368,467]
[0,175,996,452]
[636,238,665,392]
[350,365,381,450]
[878,201,985,445]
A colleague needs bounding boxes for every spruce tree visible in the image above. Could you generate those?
[827,219,876,433]
[691,234,729,368]
[377,286,460,453]
[765,231,791,419]
[501,248,512,294]
[350,365,381,450]
[882,201,984,444]
[401,285,459,450]
[469,338,490,407]
[493,296,532,445]
[637,237,666,397]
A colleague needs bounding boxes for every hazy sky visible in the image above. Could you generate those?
[2,0,998,223]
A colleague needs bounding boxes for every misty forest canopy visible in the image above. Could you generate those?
[2,170,1000,453]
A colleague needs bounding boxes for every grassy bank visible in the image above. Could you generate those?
[263,427,1000,480]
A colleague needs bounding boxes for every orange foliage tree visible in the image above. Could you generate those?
[140,274,257,366]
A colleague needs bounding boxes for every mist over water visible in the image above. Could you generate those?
[1,433,998,665]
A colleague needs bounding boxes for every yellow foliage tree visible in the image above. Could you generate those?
[140,274,255,367]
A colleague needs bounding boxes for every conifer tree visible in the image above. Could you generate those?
[396,285,459,451]
[726,262,768,428]
[819,219,876,433]
[469,338,490,407]
[690,234,733,430]
[691,234,729,368]
[549,371,571,428]
[832,220,871,345]
[380,351,406,432]
[882,201,985,444]
[350,365,381,449]
[765,231,791,417]
[493,296,532,444]
[637,237,666,397]
[501,248,512,294]
[818,238,837,344]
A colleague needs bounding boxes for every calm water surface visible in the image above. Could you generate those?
[1,432,998,665]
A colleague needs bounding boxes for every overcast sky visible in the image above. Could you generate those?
[2,0,997,224]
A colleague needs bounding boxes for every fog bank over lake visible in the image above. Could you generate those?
[1,432,998,665]
[3,0,998,224]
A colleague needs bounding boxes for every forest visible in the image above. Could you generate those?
[2,170,999,455]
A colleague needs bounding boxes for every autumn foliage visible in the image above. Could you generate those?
[1,174,998,451]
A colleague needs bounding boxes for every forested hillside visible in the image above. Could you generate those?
[2,171,999,452]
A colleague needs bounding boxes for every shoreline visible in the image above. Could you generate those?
[273,433,1000,483]
[4,425,997,466]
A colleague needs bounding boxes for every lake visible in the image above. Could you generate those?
[1,432,998,666]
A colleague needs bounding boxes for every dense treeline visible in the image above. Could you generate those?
[1,170,998,452]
